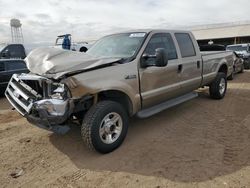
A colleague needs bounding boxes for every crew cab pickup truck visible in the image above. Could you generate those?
[5,30,234,153]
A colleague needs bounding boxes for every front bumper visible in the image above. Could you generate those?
[20,98,73,134]
[26,108,71,134]
[27,99,70,124]
[5,74,73,134]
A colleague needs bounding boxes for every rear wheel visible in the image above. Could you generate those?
[81,101,129,153]
[209,72,227,99]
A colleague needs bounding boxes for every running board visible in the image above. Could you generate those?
[137,92,198,118]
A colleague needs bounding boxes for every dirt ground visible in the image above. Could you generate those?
[0,71,250,188]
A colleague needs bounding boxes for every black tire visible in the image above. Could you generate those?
[209,72,227,100]
[79,46,88,52]
[81,101,129,154]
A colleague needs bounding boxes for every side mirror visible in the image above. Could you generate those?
[155,48,168,67]
[141,48,168,68]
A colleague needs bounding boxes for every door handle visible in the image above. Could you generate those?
[178,64,183,73]
[197,61,201,69]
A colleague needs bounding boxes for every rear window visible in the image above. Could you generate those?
[200,44,226,51]
[5,60,27,71]
[175,33,196,57]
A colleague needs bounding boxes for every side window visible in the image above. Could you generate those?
[4,45,26,59]
[144,33,177,61]
[175,33,196,57]
[0,61,5,72]
[5,60,27,71]
[162,34,178,60]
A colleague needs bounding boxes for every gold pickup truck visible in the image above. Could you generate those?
[5,30,234,153]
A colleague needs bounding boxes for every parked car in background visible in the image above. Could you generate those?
[55,34,92,52]
[226,43,250,69]
[0,59,28,95]
[227,52,244,80]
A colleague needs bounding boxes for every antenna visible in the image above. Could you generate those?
[10,18,24,44]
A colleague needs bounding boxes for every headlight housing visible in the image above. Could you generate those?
[32,82,71,116]
[34,99,68,116]
[49,83,70,100]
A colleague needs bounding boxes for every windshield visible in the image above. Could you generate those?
[87,33,146,58]
[226,45,248,52]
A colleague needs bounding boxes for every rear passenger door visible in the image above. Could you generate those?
[174,33,202,93]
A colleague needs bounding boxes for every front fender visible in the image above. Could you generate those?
[62,74,141,115]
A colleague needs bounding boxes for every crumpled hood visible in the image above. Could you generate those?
[25,47,121,79]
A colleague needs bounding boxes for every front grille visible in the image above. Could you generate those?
[5,74,44,116]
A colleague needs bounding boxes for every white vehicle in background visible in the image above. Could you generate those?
[226,43,250,69]
[55,34,92,52]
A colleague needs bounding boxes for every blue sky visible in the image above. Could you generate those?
[0,0,250,44]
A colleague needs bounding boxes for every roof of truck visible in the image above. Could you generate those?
[98,29,193,39]
[116,29,191,34]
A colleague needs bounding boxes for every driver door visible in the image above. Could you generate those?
[139,33,182,108]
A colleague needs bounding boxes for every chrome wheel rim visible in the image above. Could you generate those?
[219,78,226,95]
[99,112,123,144]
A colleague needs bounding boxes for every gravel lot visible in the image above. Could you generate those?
[0,71,250,188]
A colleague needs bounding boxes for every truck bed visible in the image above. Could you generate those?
[201,50,234,86]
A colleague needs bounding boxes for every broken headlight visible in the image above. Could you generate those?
[34,99,68,116]
[49,83,69,100]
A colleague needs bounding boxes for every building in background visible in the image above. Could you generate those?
[191,21,250,46]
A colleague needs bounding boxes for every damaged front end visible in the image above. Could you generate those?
[5,73,74,134]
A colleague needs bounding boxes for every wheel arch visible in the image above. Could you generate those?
[97,90,134,117]
[218,63,228,76]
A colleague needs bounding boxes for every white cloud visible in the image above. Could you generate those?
[0,0,250,44]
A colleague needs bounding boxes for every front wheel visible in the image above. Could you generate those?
[81,101,129,154]
[209,72,227,99]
